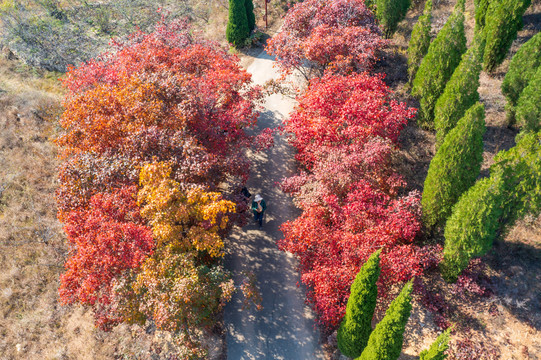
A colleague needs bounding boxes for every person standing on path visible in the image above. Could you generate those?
[251,194,266,228]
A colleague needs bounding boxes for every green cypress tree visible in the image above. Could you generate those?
[226,0,250,47]
[502,32,541,124]
[422,103,486,231]
[515,66,541,132]
[407,0,432,85]
[376,0,411,38]
[245,0,256,32]
[474,0,493,33]
[419,328,451,360]
[434,37,484,147]
[495,131,541,224]
[337,250,381,358]
[412,5,466,128]
[440,175,504,282]
[358,281,413,360]
[442,130,541,282]
[482,0,531,73]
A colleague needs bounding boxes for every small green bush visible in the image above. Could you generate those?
[515,67,541,132]
[419,328,451,360]
[226,0,250,47]
[502,32,541,124]
[434,36,484,146]
[358,281,413,360]
[407,0,432,85]
[412,6,466,128]
[337,250,381,358]
[482,0,531,73]
[376,0,411,38]
[422,103,485,230]
[245,0,256,31]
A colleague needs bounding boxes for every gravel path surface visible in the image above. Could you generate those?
[223,49,325,360]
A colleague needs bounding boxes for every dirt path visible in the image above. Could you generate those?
[223,50,325,360]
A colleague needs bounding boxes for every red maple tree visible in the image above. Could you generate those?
[266,0,386,78]
[279,73,439,328]
[59,186,154,329]
[284,73,415,167]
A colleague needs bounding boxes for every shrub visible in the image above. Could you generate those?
[407,0,432,85]
[358,281,413,360]
[482,0,531,73]
[412,5,466,128]
[337,250,381,358]
[422,103,485,231]
[502,32,541,124]
[515,67,541,132]
[419,328,451,360]
[434,36,484,146]
[245,0,256,31]
[226,0,250,47]
[376,0,411,38]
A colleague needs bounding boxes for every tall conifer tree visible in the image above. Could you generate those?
[502,32,541,124]
[419,328,451,360]
[423,103,486,230]
[407,0,432,85]
[245,0,256,31]
[482,0,531,72]
[337,250,381,358]
[434,37,484,146]
[358,281,413,360]
[226,0,250,47]
[412,3,466,128]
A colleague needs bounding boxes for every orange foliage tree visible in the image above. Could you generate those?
[57,20,262,333]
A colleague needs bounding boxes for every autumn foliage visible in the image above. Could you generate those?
[57,21,261,332]
[265,0,386,78]
[59,186,155,329]
[279,73,438,328]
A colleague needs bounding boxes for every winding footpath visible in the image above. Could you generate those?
[223,50,325,359]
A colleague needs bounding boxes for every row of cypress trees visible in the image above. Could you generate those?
[410,0,532,129]
[442,130,541,281]
[226,0,256,47]
[337,251,450,359]
[440,33,541,282]
[407,0,537,282]
[477,0,532,73]
[411,0,466,128]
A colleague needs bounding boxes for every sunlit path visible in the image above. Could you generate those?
[223,50,325,360]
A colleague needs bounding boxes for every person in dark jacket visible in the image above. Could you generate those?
[251,194,267,228]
